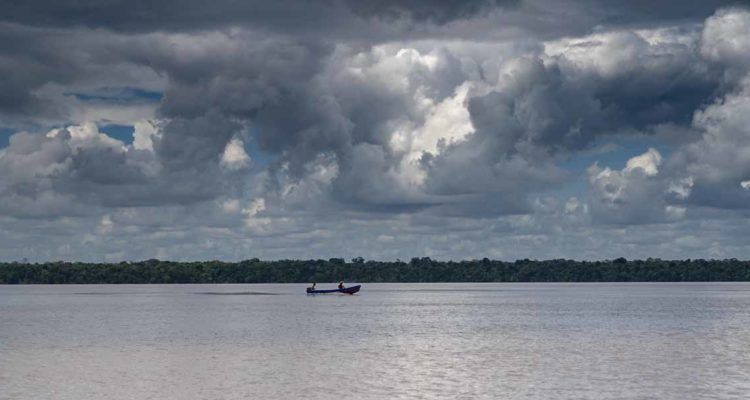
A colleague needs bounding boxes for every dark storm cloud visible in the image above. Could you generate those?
[2,1,739,46]
[576,0,741,26]
[348,0,515,23]
[0,23,330,169]
[0,23,165,126]
[141,34,339,184]
[0,24,333,215]
[0,0,516,33]
[156,113,240,170]
[0,0,733,129]
[466,40,717,153]
[0,24,76,122]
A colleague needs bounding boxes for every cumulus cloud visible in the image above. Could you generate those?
[672,79,750,209]
[0,120,251,219]
[132,120,161,151]
[587,148,678,224]
[625,148,663,176]
[220,138,251,171]
[2,2,750,261]
[701,7,750,68]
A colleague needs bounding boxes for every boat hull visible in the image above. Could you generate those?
[306,285,361,294]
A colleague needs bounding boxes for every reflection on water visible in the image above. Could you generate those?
[194,291,279,296]
[2,283,750,399]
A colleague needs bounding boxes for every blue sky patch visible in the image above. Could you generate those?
[65,87,162,103]
[0,128,14,148]
[244,128,276,167]
[99,124,135,145]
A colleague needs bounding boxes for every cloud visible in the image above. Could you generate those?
[0,23,164,127]
[580,7,750,222]
[586,148,679,224]
[625,148,662,176]
[672,78,750,209]
[220,138,251,171]
[0,0,518,35]
[701,7,750,68]
[132,120,161,151]
[2,3,750,261]
[0,121,254,219]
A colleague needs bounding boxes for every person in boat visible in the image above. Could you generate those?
[309,282,316,291]
[338,281,345,289]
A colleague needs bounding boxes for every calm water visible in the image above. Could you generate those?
[1,283,749,399]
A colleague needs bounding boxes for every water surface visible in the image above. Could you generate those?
[2,283,749,399]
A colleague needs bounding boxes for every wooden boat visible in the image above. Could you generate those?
[306,285,361,295]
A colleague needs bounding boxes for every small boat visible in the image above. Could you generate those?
[306,285,361,295]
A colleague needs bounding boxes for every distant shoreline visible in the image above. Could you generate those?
[2,258,749,284]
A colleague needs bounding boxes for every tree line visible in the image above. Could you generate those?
[1,257,749,284]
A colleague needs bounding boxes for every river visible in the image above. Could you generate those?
[1,283,749,399]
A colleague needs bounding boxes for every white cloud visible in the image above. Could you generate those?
[666,75,750,209]
[96,214,114,235]
[394,81,476,186]
[701,8,750,67]
[220,137,251,170]
[133,119,161,151]
[242,198,272,232]
[242,198,265,217]
[668,177,694,199]
[48,122,126,151]
[587,149,677,224]
[564,197,583,215]
[221,199,241,214]
[625,148,662,176]
[544,26,700,78]
[665,205,687,219]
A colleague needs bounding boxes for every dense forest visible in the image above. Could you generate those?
[1,257,749,284]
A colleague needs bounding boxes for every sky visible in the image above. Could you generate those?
[1,0,750,262]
